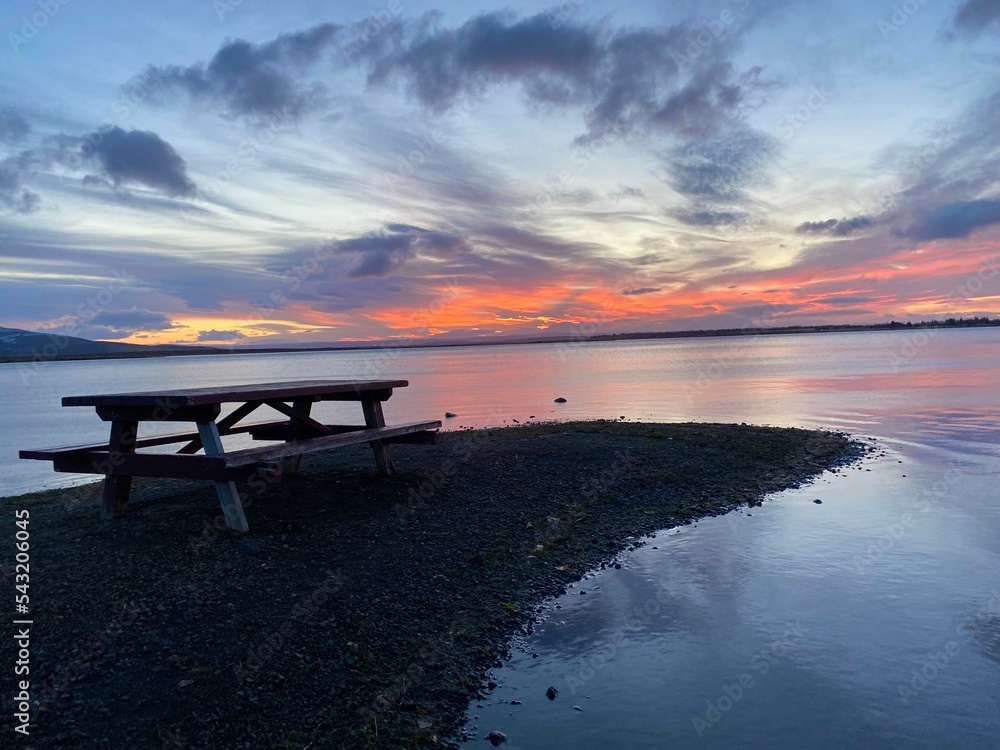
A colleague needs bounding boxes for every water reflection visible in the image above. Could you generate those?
[3,328,999,747]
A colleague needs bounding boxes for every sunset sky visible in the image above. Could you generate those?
[1,0,999,345]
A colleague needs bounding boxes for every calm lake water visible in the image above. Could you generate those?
[2,329,999,748]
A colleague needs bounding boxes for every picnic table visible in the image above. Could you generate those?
[20,379,441,532]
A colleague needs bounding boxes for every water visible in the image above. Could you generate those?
[2,328,999,747]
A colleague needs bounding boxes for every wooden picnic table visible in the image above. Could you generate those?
[20,379,441,532]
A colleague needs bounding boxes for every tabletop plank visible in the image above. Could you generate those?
[62,379,409,407]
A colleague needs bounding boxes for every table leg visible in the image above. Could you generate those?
[196,421,250,533]
[361,397,395,476]
[282,398,312,476]
[102,419,137,519]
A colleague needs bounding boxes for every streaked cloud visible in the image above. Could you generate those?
[796,215,874,237]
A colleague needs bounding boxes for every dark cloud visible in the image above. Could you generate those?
[608,185,647,201]
[81,126,196,197]
[134,24,340,121]
[622,287,662,295]
[369,12,601,112]
[796,215,874,237]
[0,154,41,213]
[138,11,769,141]
[0,147,51,214]
[673,208,750,227]
[0,108,30,143]
[324,223,469,278]
[890,92,1000,213]
[797,218,838,233]
[89,309,176,331]
[952,0,1000,35]
[900,199,1000,240]
[365,12,769,143]
[197,329,246,341]
[663,127,776,203]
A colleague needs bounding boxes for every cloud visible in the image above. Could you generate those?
[196,329,246,341]
[369,11,601,111]
[324,223,469,278]
[952,0,1000,36]
[89,309,176,331]
[0,153,41,214]
[81,126,196,197]
[622,287,662,295]
[814,294,882,306]
[796,215,874,237]
[365,11,770,143]
[608,185,647,201]
[134,24,341,121]
[673,208,750,227]
[900,199,1000,240]
[137,10,770,143]
[0,108,30,144]
[663,127,776,203]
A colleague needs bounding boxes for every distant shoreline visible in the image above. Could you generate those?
[2,318,997,365]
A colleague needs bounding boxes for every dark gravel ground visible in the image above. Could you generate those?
[1,421,866,749]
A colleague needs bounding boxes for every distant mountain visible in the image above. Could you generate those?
[0,326,213,360]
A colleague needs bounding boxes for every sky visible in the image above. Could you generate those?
[1,0,999,346]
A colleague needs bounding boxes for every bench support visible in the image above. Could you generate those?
[361,397,395,476]
[102,420,137,519]
[196,421,249,533]
[281,398,312,476]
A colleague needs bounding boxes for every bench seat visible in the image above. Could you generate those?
[222,421,442,467]
[19,419,288,460]
[20,421,442,478]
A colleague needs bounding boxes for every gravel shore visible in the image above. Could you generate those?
[1,421,865,748]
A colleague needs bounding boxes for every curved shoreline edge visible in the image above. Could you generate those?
[0,421,869,748]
